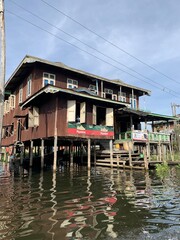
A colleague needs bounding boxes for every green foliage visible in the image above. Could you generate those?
[155,163,169,178]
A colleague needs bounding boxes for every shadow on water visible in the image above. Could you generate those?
[0,161,179,240]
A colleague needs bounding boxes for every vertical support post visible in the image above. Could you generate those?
[159,142,162,162]
[147,142,150,162]
[20,145,24,165]
[130,115,133,130]
[143,146,148,170]
[162,144,166,163]
[87,139,91,169]
[109,139,113,167]
[70,142,73,166]
[53,135,58,171]
[53,96,58,171]
[128,142,132,167]
[101,81,104,97]
[94,141,96,167]
[169,142,174,161]
[41,138,44,169]
[29,140,33,167]
[80,142,83,165]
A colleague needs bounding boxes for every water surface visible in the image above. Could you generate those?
[0,163,179,239]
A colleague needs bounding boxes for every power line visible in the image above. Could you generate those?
[40,0,180,86]
[6,10,179,98]
[8,0,180,97]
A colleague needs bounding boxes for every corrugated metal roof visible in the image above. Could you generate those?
[5,55,151,96]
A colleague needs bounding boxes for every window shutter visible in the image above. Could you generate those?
[106,108,114,126]
[9,95,16,109]
[28,109,34,127]
[67,100,76,122]
[80,102,86,123]
[33,107,39,126]
[93,105,97,125]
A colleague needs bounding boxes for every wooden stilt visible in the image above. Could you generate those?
[159,142,162,162]
[88,139,91,169]
[53,136,58,171]
[109,139,113,167]
[169,142,174,161]
[70,142,73,166]
[41,138,44,169]
[94,141,96,167]
[29,140,33,167]
[143,146,148,170]
[128,142,132,167]
[20,145,24,165]
[80,142,83,165]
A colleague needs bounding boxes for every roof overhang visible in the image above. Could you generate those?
[5,55,151,96]
[21,85,130,109]
[117,107,178,122]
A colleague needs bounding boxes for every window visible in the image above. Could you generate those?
[112,94,117,101]
[104,88,113,94]
[67,78,78,89]
[118,92,126,102]
[27,75,32,97]
[10,123,14,136]
[9,95,16,109]
[4,100,10,114]
[129,94,137,109]
[28,107,39,127]
[19,84,23,103]
[67,100,86,123]
[43,72,56,87]
[89,84,97,93]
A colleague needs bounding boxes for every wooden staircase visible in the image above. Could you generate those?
[95,150,145,169]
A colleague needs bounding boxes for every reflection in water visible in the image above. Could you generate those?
[0,162,180,239]
[48,171,58,240]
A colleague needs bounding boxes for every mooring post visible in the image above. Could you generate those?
[109,139,113,167]
[41,138,44,169]
[88,139,91,169]
[29,140,33,167]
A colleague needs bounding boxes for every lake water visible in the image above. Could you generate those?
[0,162,179,240]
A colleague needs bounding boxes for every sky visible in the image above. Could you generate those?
[3,0,180,116]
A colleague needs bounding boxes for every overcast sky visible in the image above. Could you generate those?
[4,0,180,115]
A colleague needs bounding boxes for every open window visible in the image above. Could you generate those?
[95,106,114,126]
[67,100,86,123]
[97,107,106,126]
[28,107,40,127]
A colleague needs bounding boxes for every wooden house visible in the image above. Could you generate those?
[1,55,176,169]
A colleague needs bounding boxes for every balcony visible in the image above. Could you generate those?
[117,130,170,143]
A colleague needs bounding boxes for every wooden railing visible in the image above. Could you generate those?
[118,130,170,142]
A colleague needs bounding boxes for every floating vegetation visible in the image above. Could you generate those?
[155,163,169,179]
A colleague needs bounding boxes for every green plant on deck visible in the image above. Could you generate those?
[155,163,169,178]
